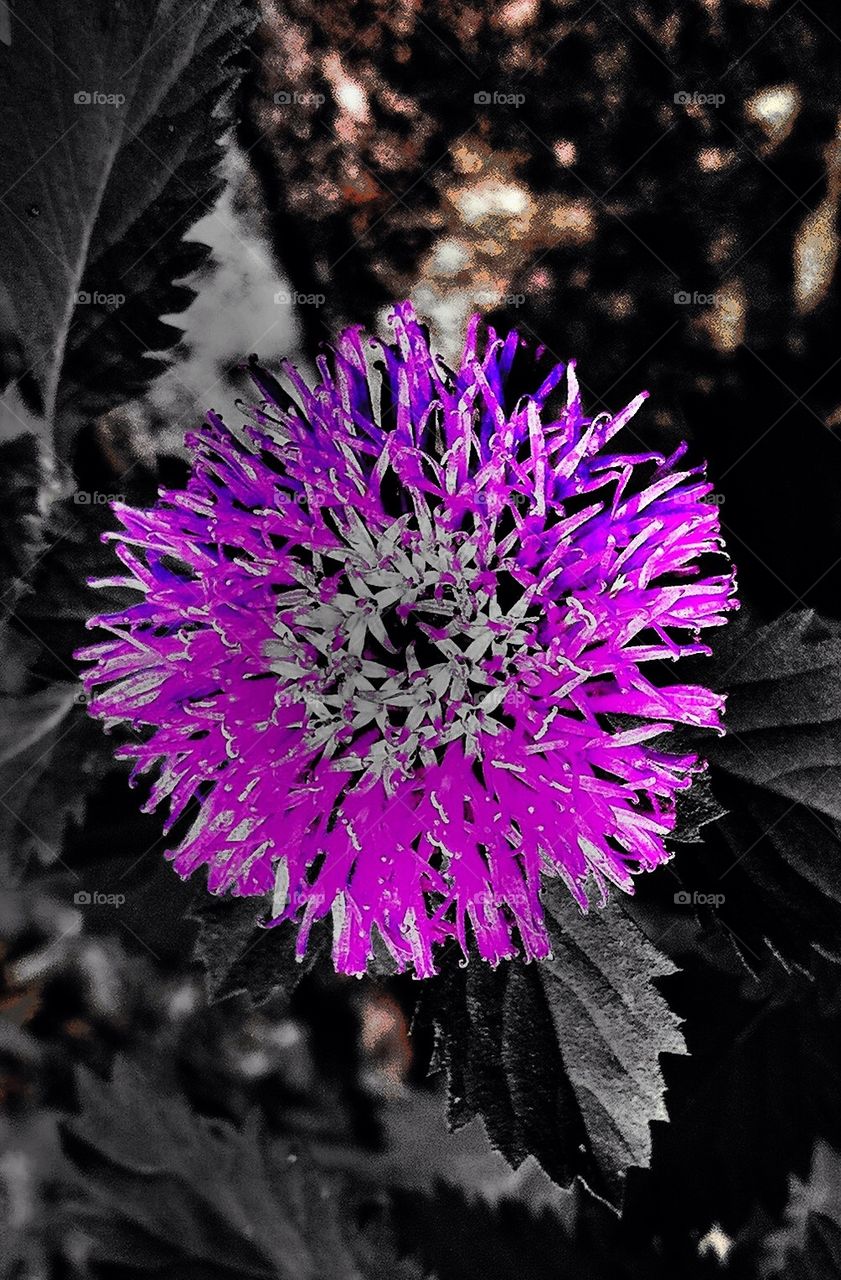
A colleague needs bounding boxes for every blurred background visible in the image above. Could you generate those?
[166,0,841,610]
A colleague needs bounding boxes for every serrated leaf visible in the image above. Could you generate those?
[630,951,841,1248]
[392,1187,580,1280]
[421,888,685,1203]
[676,607,841,968]
[0,278,25,397]
[0,434,48,614]
[705,608,841,820]
[390,1179,684,1280]
[537,895,684,1181]
[0,490,150,879]
[671,770,728,844]
[0,0,256,440]
[12,493,138,676]
[0,1112,66,1279]
[0,680,96,877]
[190,890,331,1005]
[763,1142,841,1279]
[64,1055,396,1279]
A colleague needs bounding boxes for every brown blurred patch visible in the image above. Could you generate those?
[358,987,412,1088]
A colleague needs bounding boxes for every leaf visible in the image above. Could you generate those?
[0,489,153,880]
[763,1143,841,1279]
[392,1187,583,1280]
[625,608,841,1253]
[12,493,138,677]
[0,680,97,877]
[0,279,25,396]
[0,503,121,882]
[390,1178,690,1280]
[64,1055,401,1279]
[535,896,685,1181]
[677,607,841,968]
[0,0,256,440]
[190,891,331,1005]
[0,434,48,615]
[705,609,841,821]
[671,769,728,845]
[625,950,841,1249]
[0,1112,67,1279]
[419,888,685,1203]
[0,683,80,766]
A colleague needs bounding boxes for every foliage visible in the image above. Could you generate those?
[0,0,839,1276]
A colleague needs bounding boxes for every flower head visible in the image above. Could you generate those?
[77,302,737,976]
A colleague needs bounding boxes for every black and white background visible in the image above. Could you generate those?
[0,2,840,1276]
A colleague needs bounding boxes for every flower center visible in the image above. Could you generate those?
[265,508,539,782]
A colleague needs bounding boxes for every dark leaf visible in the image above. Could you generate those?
[0,1112,67,1278]
[706,609,841,820]
[0,0,256,442]
[420,888,684,1202]
[676,607,841,968]
[64,1055,397,1279]
[671,770,728,845]
[190,891,331,1006]
[390,1177,700,1280]
[762,1143,841,1280]
[626,950,841,1247]
[0,681,97,879]
[0,434,46,616]
[0,491,150,881]
[392,1187,579,1280]
[13,492,138,676]
[0,279,24,395]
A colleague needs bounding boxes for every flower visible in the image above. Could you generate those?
[77,302,737,976]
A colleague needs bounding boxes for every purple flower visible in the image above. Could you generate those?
[77,302,737,976]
